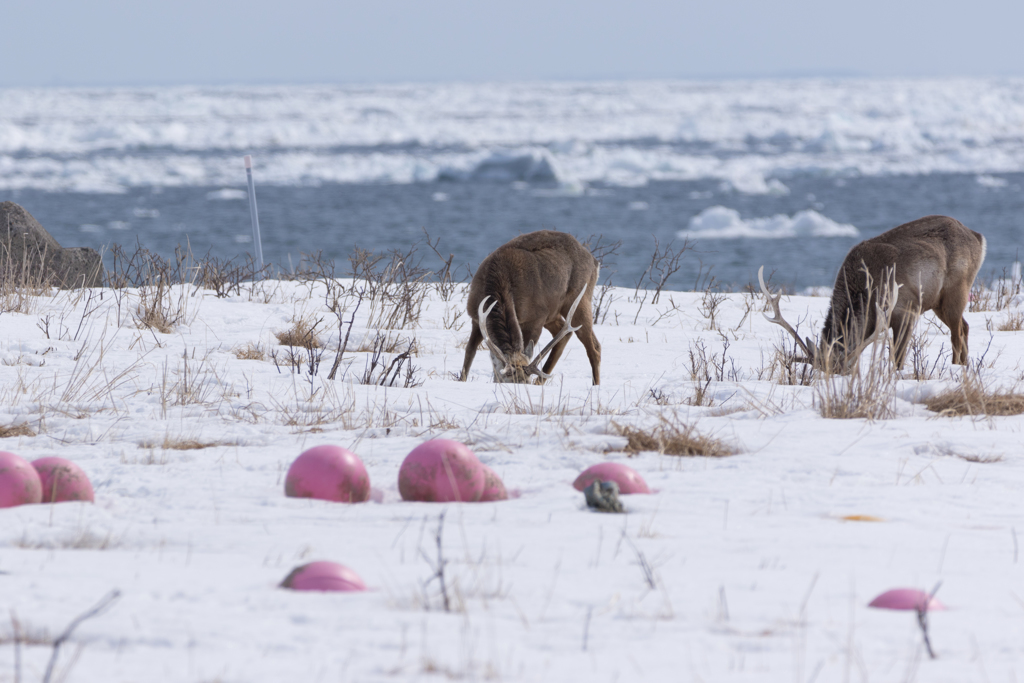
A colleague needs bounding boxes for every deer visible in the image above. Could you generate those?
[758,215,986,373]
[459,230,602,385]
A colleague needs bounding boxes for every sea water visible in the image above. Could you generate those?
[2,79,1023,289]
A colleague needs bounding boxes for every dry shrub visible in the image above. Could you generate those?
[613,415,734,457]
[815,356,898,419]
[0,423,35,438]
[925,374,1024,417]
[234,342,266,361]
[0,238,57,314]
[998,311,1024,332]
[275,316,323,349]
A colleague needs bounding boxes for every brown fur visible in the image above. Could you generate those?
[460,231,602,384]
[823,215,986,368]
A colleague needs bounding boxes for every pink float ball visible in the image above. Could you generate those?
[479,465,508,502]
[573,462,650,494]
[0,451,43,508]
[280,561,367,592]
[398,439,485,503]
[285,445,370,503]
[869,589,946,611]
[32,457,94,503]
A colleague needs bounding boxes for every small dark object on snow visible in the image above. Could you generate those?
[584,480,624,513]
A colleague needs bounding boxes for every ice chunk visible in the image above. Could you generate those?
[439,149,563,183]
[206,188,248,200]
[681,206,859,239]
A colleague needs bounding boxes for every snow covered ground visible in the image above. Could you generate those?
[2,269,1024,682]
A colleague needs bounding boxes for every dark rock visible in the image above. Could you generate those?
[0,202,103,288]
[583,480,624,513]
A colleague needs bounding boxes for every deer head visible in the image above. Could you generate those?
[476,288,584,383]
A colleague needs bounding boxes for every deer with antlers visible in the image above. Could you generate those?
[459,230,602,384]
[759,215,987,372]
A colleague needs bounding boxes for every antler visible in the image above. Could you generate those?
[477,296,512,375]
[524,287,586,380]
[757,266,816,363]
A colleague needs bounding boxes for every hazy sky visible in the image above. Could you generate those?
[4,0,1023,86]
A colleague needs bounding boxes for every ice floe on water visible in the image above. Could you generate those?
[681,206,860,239]
[206,188,248,200]
[438,149,563,183]
[976,174,1009,188]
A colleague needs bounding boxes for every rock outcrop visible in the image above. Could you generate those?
[0,201,103,288]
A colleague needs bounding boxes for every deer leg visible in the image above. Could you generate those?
[933,295,970,365]
[572,320,602,385]
[535,318,574,384]
[889,308,918,370]
[568,290,602,385]
[459,321,484,381]
[542,314,602,386]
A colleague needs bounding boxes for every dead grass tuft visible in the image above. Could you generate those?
[275,316,323,349]
[0,423,35,438]
[138,436,229,450]
[997,311,1024,332]
[15,529,120,550]
[233,342,266,361]
[925,374,1024,417]
[953,452,1005,464]
[613,415,735,457]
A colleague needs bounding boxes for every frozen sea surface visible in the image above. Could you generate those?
[2,78,1024,287]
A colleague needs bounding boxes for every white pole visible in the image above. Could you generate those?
[244,155,265,271]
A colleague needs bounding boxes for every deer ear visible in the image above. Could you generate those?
[524,341,535,358]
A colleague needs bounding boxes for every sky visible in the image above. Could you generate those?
[3,0,1024,87]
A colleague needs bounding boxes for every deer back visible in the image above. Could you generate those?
[824,215,986,346]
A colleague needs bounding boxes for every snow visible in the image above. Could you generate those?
[2,79,1024,192]
[681,206,860,239]
[2,274,1024,681]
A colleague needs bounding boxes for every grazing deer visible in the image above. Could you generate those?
[759,215,986,371]
[459,230,602,384]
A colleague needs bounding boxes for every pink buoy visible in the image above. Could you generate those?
[32,457,94,503]
[280,561,366,592]
[285,445,370,503]
[869,588,946,611]
[479,465,508,502]
[573,462,650,494]
[398,439,485,503]
[0,451,42,508]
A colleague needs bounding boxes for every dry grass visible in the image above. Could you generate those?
[233,342,266,360]
[137,436,229,450]
[14,528,120,550]
[925,374,1024,417]
[952,452,1005,464]
[997,311,1024,332]
[275,315,323,349]
[815,356,898,420]
[0,241,54,314]
[0,423,35,438]
[613,415,735,457]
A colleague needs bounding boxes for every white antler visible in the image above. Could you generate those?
[523,288,586,379]
[758,266,816,363]
[477,296,513,376]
